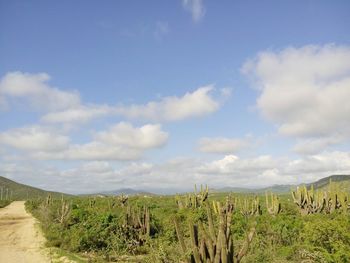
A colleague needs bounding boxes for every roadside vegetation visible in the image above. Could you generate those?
[0,200,11,208]
[25,182,350,262]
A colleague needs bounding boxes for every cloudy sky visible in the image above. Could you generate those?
[1,1,350,194]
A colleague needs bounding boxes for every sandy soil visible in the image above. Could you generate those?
[0,201,50,263]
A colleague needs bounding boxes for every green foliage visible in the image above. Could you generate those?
[0,199,11,208]
[301,214,350,262]
[24,188,350,263]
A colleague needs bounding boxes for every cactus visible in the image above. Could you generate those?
[213,194,237,215]
[291,181,349,215]
[174,203,256,263]
[265,192,281,215]
[175,184,209,209]
[57,199,71,226]
[89,197,96,208]
[195,184,209,205]
[118,193,128,207]
[45,194,52,207]
[123,205,151,238]
[240,196,261,216]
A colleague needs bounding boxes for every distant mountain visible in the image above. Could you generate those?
[0,176,72,200]
[306,174,350,191]
[216,175,350,194]
[89,188,155,196]
[214,185,293,194]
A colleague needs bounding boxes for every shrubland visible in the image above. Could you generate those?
[25,183,350,262]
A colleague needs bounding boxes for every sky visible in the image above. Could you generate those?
[0,0,350,194]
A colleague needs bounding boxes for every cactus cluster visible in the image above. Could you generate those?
[175,185,209,209]
[265,192,281,215]
[239,196,262,216]
[291,182,349,215]
[212,194,237,215]
[57,197,71,226]
[118,193,129,207]
[0,187,12,200]
[174,203,255,263]
[121,205,151,246]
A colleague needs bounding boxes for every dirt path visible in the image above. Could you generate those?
[0,201,50,263]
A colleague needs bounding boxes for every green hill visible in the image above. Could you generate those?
[0,176,72,200]
[216,174,350,194]
[306,174,350,192]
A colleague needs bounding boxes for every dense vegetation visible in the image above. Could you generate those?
[25,182,350,263]
[0,200,11,208]
[0,176,70,200]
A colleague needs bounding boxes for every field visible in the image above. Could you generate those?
[25,184,350,263]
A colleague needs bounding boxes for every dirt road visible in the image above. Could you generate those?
[0,201,50,263]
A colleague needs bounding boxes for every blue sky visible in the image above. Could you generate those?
[0,0,350,193]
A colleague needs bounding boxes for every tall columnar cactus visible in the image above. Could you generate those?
[124,205,151,238]
[174,202,256,263]
[240,196,262,216]
[265,192,281,215]
[175,184,209,209]
[291,181,349,215]
[118,193,128,207]
[45,194,52,207]
[89,197,96,208]
[195,184,209,205]
[57,199,71,226]
[212,194,237,215]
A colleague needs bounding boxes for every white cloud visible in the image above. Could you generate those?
[285,151,350,175]
[29,122,167,161]
[95,122,168,149]
[182,0,205,22]
[0,126,69,152]
[198,137,250,154]
[0,72,80,111]
[293,136,345,155]
[34,141,142,161]
[2,151,350,194]
[198,155,278,175]
[36,84,226,124]
[117,162,154,176]
[80,161,113,173]
[0,122,168,161]
[41,105,113,124]
[116,85,222,122]
[242,44,350,153]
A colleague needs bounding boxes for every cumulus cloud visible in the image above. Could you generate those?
[198,155,278,175]
[7,123,168,161]
[198,137,250,154]
[43,142,142,161]
[116,85,222,122]
[0,72,80,111]
[0,126,69,152]
[95,122,168,149]
[3,151,349,194]
[79,161,113,174]
[182,0,205,22]
[292,136,345,155]
[41,105,113,124]
[38,84,226,124]
[242,44,350,153]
